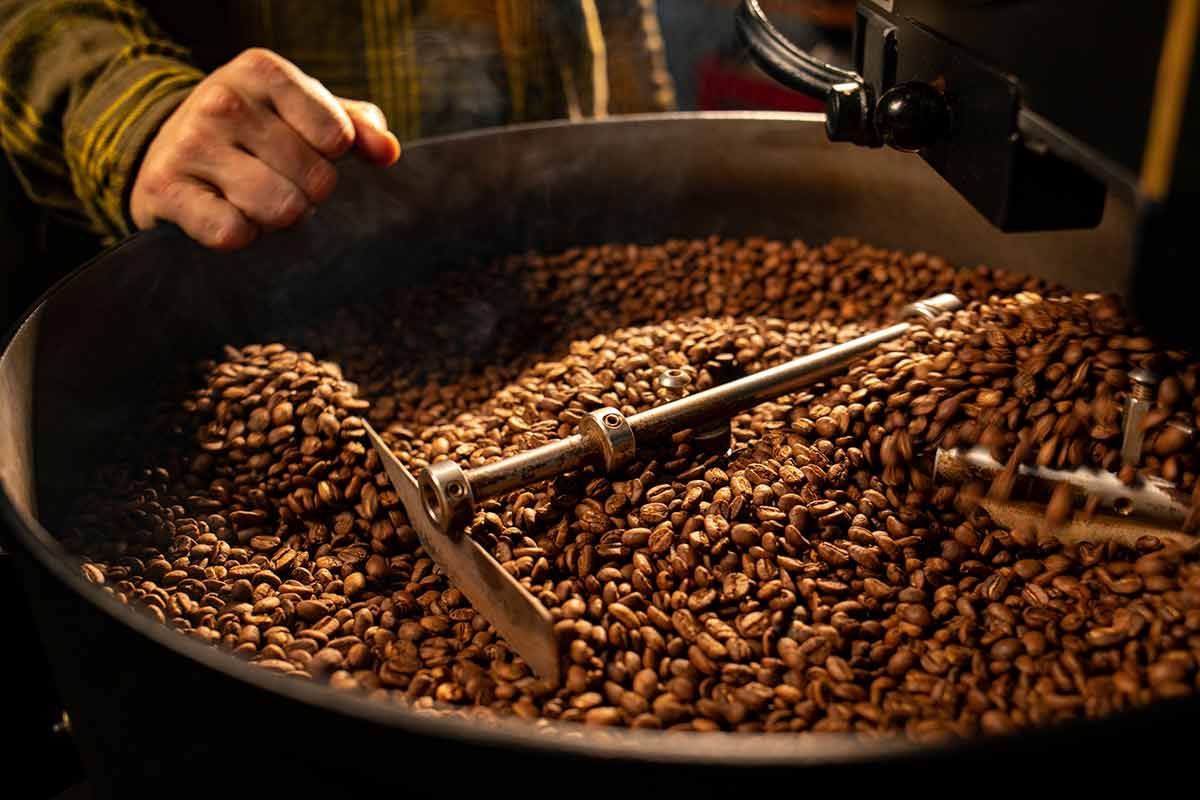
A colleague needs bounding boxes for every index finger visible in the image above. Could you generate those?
[227,48,355,158]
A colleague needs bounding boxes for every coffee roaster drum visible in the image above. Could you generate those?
[0,114,1190,796]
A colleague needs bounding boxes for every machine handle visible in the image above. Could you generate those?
[734,0,862,97]
[735,1,881,145]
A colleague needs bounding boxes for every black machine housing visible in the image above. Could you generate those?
[738,0,1200,343]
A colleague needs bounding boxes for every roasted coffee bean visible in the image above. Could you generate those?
[1045,483,1074,529]
[66,236,1200,737]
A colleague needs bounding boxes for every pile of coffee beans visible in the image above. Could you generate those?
[66,237,1200,737]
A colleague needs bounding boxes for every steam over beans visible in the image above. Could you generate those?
[67,237,1200,738]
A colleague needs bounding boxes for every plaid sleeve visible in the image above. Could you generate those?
[0,0,203,239]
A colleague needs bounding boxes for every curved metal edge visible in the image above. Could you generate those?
[398,109,829,148]
[0,112,1194,768]
[5,477,1198,768]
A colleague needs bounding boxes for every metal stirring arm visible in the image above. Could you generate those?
[414,293,962,535]
[933,445,1190,523]
[936,366,1196,526]
[366,292,960,680]
[364,424,560,680]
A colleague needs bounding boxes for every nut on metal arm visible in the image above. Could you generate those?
[579,407,636,473]
[418,460,474,538]
[826,82,879,146]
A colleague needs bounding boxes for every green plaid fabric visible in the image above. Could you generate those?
[0,0,675,239]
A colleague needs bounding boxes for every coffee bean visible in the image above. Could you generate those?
[1154,424,1190,457]
[722,572,751,601]
[67,236,1200,738]
[980,710,1016,736]
[647,526,674,554]
[584,707,622,726]
[672,609,700,641]
[343,572,366,597]
[1045,483,1074,528]
[80,563,105,584]
[296,600,331,623]
[976,389,1004,408]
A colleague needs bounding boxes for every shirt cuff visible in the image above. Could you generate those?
[64,55,204,239]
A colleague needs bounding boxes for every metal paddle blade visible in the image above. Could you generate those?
[364,423,560,683]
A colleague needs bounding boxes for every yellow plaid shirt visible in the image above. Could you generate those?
[0,0,676,241]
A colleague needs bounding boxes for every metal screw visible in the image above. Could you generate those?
[657,369,691,391]
[1129,367,1160,400]
[1121,367,1162,467]
[656,369,693,403]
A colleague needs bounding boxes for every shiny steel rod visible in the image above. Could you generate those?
[422,293,961,533]
[627,319,912,443]
[465,435,590,501]
[463,320,911,502]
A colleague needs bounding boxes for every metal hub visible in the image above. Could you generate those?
[419,459,474,537]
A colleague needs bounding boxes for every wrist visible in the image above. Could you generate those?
[65,58,204,239]
[121,83,199,234]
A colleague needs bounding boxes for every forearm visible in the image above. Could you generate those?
[0,0,202,238]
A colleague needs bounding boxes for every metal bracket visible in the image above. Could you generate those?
[1120,367,1161,467]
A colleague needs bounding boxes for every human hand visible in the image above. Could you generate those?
[129,48,401,250]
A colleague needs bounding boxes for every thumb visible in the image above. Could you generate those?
[337,98,401,166]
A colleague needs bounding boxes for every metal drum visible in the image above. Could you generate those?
[1,114,1186,797]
